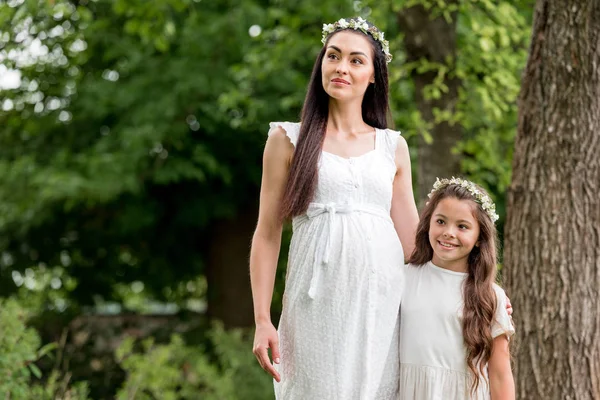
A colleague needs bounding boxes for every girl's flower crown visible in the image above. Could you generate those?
[428,177,500,222]
[321,17,392,63]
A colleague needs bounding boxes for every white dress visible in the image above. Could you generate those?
[399,262,515,399]
[270,122,405,400]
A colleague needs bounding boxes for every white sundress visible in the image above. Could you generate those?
[270,122,405,400]
[399,262,515,399]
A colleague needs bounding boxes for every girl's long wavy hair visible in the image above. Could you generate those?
[407,183,498,394]
[280,20,391,220]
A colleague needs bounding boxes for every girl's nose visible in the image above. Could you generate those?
[443,230,456,238]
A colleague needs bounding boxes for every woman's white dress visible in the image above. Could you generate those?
[399,262,515,399]
[270,122,405,400]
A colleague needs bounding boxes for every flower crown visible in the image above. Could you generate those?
[428,177,500,222]
[321,17,392,63]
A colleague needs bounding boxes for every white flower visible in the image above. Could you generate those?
[428,177,499,223]
[320,18,393,63]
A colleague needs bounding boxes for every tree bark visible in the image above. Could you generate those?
[397,2,462,201]
[504,1,600,399]
[206,204,258,328]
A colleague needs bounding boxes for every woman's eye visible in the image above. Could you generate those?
[352,58,363,64]
[327,53,338,60]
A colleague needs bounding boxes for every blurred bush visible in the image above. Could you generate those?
[115,322,274,400]
[0,297,90,399]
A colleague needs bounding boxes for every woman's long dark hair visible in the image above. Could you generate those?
[407,183,499,394]
[280,21,391,220]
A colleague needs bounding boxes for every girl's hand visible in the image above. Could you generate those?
[253,321,281,382]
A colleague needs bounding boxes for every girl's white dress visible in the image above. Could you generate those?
[399,262,515,399]
[270,122,405,400]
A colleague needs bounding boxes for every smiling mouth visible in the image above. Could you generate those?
[332,79,350,85]
[438,241,459,249]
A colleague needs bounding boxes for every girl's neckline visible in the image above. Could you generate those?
[428,261,468,276]
[321,128,379,161]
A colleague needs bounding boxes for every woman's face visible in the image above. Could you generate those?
[321,30,375,102]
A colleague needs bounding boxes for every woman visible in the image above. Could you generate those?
[250,17,419,399]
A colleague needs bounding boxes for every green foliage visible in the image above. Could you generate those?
[116,323,273,400]
[0,0,532,305]
[0,0,271,303]
[0,298,90,399]
[366,0,531,219]
[0,0,535,396]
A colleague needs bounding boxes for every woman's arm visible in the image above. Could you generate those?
[488,335,515,400]
[390,135,419,259]
[250,127,294,382]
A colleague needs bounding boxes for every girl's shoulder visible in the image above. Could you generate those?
[491,283,516,338]
[404,262,430,276]
[492,283,508,300]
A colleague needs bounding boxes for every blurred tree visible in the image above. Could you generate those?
[504,0,600,398]
[0,0,270,326]
[396,0,463,201]
[362,0,532,207]
[1,0,531,329]
[0,0,359,328]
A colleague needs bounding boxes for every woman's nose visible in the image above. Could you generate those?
[336,61,349,74]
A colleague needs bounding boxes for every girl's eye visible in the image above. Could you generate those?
[459,224,468,230]
[436,219,445,225]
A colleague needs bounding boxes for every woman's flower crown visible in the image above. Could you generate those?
[321,17,392,63]
[428,177,500,222]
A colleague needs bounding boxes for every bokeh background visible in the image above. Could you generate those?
[1,0,537,398]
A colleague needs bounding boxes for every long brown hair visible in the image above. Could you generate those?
[280,20,391,220]
[408,182,499,394]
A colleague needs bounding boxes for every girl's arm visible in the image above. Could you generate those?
[250,127,293,382]
[390,135,419,259]
[488,335,515,400]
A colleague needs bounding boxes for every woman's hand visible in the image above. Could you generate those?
[253,321,281,382]
[506,295,513,316]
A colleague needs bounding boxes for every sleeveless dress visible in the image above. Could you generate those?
[269,122,405,400]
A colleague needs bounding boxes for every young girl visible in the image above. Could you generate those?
[399,178,515,399]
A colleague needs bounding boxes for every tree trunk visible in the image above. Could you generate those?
[206,204,258,328]
[504,1,600,399]
[397,2,462,201]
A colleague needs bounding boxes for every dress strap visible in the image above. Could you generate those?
[268,121,301,147]
[377,128,401,162]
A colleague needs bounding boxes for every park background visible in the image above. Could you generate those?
[1,0,599,399]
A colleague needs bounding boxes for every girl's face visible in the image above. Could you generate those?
[321,31,375,102]
[429,197,481,272]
